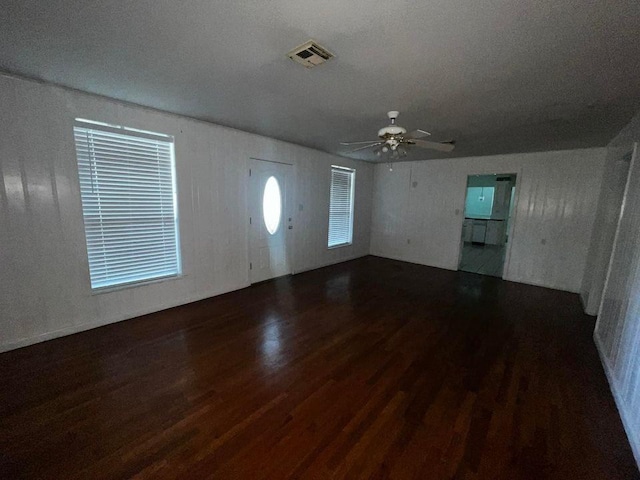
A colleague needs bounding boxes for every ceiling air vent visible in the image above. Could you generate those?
[287,40,334,68]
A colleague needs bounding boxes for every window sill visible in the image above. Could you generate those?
[328,242,353,250]
[90,273,184,295]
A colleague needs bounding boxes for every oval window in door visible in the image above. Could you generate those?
[263,176,282,235]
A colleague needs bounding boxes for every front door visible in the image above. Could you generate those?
[248,159,292,283]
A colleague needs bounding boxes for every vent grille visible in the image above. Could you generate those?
[287,40,334,68]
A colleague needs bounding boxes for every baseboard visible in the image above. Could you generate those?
[292,252,368,275]
[367,252,456,272]
[501,273,580,294]
[369,252,579,293]
[1,254,371,353]
[579,290,589,312]
[579,290,600,316]
[0,282,249,353]
[594,331,640,471]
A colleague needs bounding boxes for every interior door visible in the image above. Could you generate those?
[248,159,292,283]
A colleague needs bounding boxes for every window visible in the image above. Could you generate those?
[262,176,282,235]
[73,120,181,289]
[328,166,355,248]
[465,186,494,218]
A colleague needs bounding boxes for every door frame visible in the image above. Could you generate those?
[596,142,638,319]
[456,171,520,280]
[246,157,297,283]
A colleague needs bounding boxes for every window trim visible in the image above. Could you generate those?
[90,272,184,295]
[327,165,356,249]
[74,119,182,291]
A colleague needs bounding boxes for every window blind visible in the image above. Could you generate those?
[328,166,355,248]
[73,121,180,289]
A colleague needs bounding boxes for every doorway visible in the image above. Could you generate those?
[459,173,517,277]
[248,159,293,283]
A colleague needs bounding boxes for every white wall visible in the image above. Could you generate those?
[582,121,637,315]
[592,113,640,468]
[370,149,606,293]
[0,75,373,352]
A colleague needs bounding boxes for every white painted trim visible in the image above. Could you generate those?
[292,253,369,275]
[371,251,582,293]
[594,331,640,470]
[369,254,458,273]
[502,170,523,281]
[596,143,638,320]
[579,291,593,315]
[501,273,580,293]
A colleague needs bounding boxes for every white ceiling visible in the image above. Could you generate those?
[1,0,639,161]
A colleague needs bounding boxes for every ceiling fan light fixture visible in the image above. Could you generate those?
[340,110,455,157]
[378,125,406,137]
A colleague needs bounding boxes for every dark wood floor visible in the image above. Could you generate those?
[0,256,638,479]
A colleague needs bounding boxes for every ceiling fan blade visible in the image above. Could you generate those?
[340,140,381,146]
[404,129,431,140]
[411,139,455,152]
[350,142,384,153]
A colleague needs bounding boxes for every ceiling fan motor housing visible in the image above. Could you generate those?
[379,110,406,138]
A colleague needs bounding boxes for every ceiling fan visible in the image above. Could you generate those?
[341,111,455,158]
